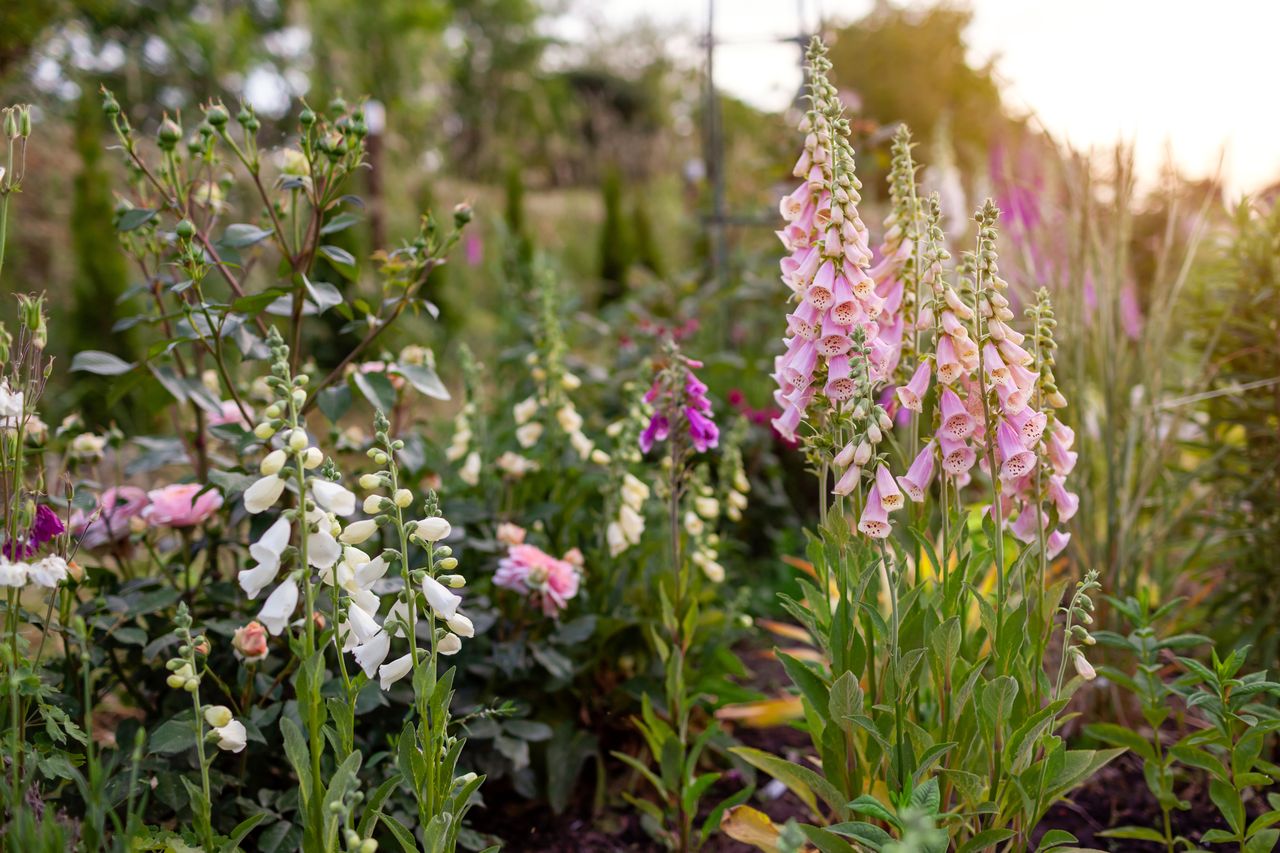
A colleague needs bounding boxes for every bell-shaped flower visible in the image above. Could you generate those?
[895,361,931,413]
[446,612,474,638]
[996,420,1037,482]
[415,516,452,543]
[211,719,247,753]
[875,464,904,512]
[939,436,976,477]
[339,518,377,545]
[311,480,356,517]
[258,579,299,636]
[347,602,382,644]
[857,484,892,539]
[244,474,286,514]
[832,464,861,496]
[379,653,413,690]
[939,388,976,441]
[240,516,291,599]
[353,630,391,678]
[1049,475,1079,521]
[305,510,341,569]
[354,555,388,588]
[422,574,461,620]
[896,442,936,503]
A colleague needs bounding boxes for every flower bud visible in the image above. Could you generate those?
[362,495,383,515]
[438,574,466,588]
[288,429,309,451]
[340,519,377,545]
[416,516,451,542]
[254,422,277,440]
[303,447,323,469]
[853,440,872,467]
[437,557,458,571]
[260,449,287,476]
[291,388,307,407]
[157,115,182,149]
[393,489,412,508]
[205,103,229,127]
[204,705,233,728]
[359,474,381,490]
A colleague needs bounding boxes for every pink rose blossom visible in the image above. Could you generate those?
[71,486,149,550]
[142,483,223,528]
[494,543,582,618]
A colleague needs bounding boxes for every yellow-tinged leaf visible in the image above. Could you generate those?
[720,805,783,852]
[781,554,814,576]
[763,646,825,664]
[757,618,812,644]
[715,695,805,727]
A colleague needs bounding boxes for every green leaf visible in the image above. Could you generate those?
[220,812,266,853]
[303,276,343,313]
[393,362,451,401]
[316,385,352,423]
[611,750,666,797]
[846,794,898,828]
[1245,829,1279,853]
[731,746,845,818]
[1210,778,1245,835]
[320,212,362,235]
[148,716,196,755]
[1084,723,1156,762]
[117,208,158,231]
[72,350,135,375]
[378,813,418,853]
[1099,826,1170,842]
[1036,829,1078,849]
[280,716,312,805]
[223,223,275,248]
[351,370,397,413]
[504,719,554,742]
[958,829,1016,853]
[319,244,358,279]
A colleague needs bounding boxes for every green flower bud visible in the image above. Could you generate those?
[205,103,229,127]
[157,116,182,149]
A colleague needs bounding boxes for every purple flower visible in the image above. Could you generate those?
[640,355,719,455]
[685,407,720,452]
[3,504,66,560]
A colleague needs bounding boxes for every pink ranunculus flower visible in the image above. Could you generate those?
[207,400,254,429]
[71,486,149,550]
[494,543,581,618]
[142,484,223,528]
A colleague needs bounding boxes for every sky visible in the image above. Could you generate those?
[556,0,1280,195]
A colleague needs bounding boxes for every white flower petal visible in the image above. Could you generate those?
[244,474,286,514]
[422,575,461,620]
[353,630,391,678]
[258,580,299,635]
[378,652,413,690]
[311,480,356,517]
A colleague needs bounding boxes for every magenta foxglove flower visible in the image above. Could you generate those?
[996,420,1037,482]
[895,361,931,413]
[897,443,936,503]
[2,504,66,560]
[857,483,891,539]
[641,356,719,455]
